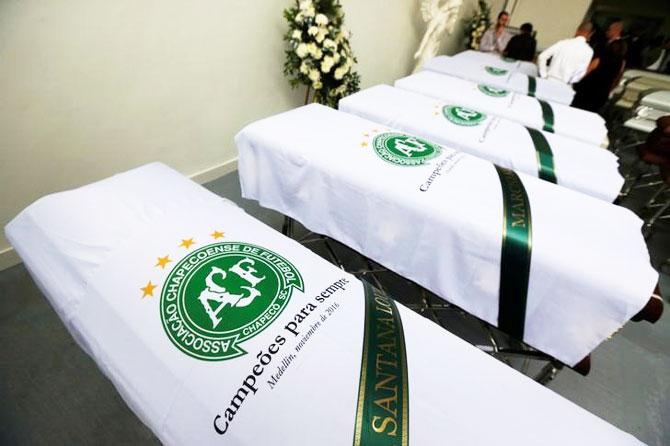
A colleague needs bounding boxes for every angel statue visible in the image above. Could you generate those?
[413,0,463,73]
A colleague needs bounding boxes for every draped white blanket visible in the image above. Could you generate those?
[338,84,622,202]
[424,55,574,104]
[4,163,647,445]
[451,50,539,77]
[236,104,657,368]
[396,70,608,146]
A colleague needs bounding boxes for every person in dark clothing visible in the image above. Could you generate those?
[624,24,647,69]
[572,19,627,113]
[504,23,537,61]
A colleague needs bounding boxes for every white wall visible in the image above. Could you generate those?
[1,0,484,269]
[489,0,591,49]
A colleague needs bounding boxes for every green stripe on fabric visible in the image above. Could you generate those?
[527,76,537,97]
[538,100,555,133]
[495,166,533,340]
[353,282,409,446]
[525,127,558,183]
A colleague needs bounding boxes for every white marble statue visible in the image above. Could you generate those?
[413,0,463,73]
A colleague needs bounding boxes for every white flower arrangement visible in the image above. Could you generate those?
[283,0,361,107]
[465,1,492,50]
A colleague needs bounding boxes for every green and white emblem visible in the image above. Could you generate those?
[372,132,442,166]
[484,65,508,76]
[501,56,517,63]
[478,84,510,98]
[442,105,487,126]
[160,242,303,361]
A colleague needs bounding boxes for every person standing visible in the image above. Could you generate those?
[572,19,627,113]
[503,23,537,61]
[624,24,647,69]
[480,11,512,54]
[536,21,595,84]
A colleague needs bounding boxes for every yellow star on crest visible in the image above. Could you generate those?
[141,281,157,298]
[361,141,368,148]
[155,255,172,269]
[211,230,225,240]
[179,238,195,249]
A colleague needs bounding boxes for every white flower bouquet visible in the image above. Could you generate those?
[283,0,361,107]
[464,0,491,50]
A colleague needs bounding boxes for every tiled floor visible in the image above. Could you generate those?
[1,162,668,445]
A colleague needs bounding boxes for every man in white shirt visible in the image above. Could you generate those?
[537,22,595,84]
[480,11,512,54]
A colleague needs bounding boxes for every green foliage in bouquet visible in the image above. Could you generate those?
[283,0,361,107]
[465,0,492,50]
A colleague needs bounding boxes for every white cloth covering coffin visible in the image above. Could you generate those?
[4,163,647,445]
[396,70,608,147]
[450,49,539,77]
[339,84,622,202]
[236,104,658,367]
[423,55,574,104]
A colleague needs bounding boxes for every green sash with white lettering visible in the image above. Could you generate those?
[495,166,533,340]
[525,127,557,183]
[353,282,409,446]
[527,76,537,97]
[538,100,555,133]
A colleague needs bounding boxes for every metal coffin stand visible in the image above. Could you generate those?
[281,215,592,385]
[282,216,661,384]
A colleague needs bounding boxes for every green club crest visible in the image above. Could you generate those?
[442,105,487,126]
[372,132,442,166]
[501,57,517,63]
[160,242,303,361]
[485,65,508,76]
[478,84,510,98]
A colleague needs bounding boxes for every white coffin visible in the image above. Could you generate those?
[339,84,622,202]
[395,70,608,147]
[236,104,657,368]
[423,55,574,104]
